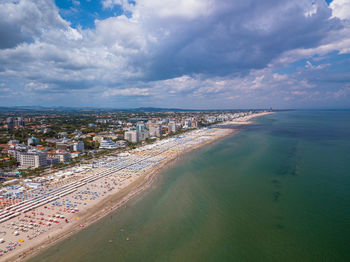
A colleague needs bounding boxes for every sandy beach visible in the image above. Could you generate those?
[0,112,272,262]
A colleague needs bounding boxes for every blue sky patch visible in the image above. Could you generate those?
[55,0,124,29]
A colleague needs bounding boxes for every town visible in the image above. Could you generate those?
[0,108,257,184]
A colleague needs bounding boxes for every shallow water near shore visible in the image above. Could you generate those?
[29,110,350,262]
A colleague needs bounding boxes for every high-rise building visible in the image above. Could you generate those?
[136,123,146,132]
[136,122,150,141]
[183,119,192,129]
[168,121,178,133]
[7,117,25,129]
[14,117,25,128]
[6,117,14,129]
[149,124,162,137]
[124,130,138,143]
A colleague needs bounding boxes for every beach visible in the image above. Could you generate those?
[0,112,271,262]
[27,110,350,262]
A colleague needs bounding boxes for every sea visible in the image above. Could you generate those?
[29,110,350,262]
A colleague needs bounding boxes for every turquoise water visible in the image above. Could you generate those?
[30,111,350,262]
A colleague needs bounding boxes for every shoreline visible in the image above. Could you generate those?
[1,112,272,262]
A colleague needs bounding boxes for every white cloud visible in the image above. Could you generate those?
[65,28,83,41]
[305,60,330,70]
[138,0,213,19]
[0,0,349,108]
[25,82,49,91]
[330,0,350,20]
[291,90,308,95]
[102,0,134,13]
[0,0,68,49]
[72,0,80,6]
[103,87,150,96]
[328,87,350,98]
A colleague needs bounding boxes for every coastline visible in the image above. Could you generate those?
[1,112,272,262]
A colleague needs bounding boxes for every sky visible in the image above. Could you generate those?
[0,0,350,109]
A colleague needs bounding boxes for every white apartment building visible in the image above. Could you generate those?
[183,119,192,129]
[168,121,178,133]
[149,124,162,137]
[124,130,138,143]
[19,151,47,168]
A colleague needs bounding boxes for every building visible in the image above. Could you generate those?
[27,136,40,146]
[47,157,60,166]
[136,123,146,132]
[56,139,74,151]
[8,140,20,146]
[96,119,113,124]
[19,151,47,168]
[168,121,178,133]
[6,117,14,129]
[138,130,150,141]
[0,144,9,154]
[58,132,68,138]
[205,116,217,123]
[71,152,82,158]
[14,117,25,128]
[99,139,118,149]
[135,122,150,141]
[93,135,103,143]
[149,124,162,137]
[124,130,138,143]
[73,141,84,152]
[183,119,192,129]
[146,120,153,129]
[7,142,29,162]
[43,127,51,134]
[47,150,71,163]
[74,129,83,138]
[55,152,71,163]
[115,140,128,148]
[6,117,25,129]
